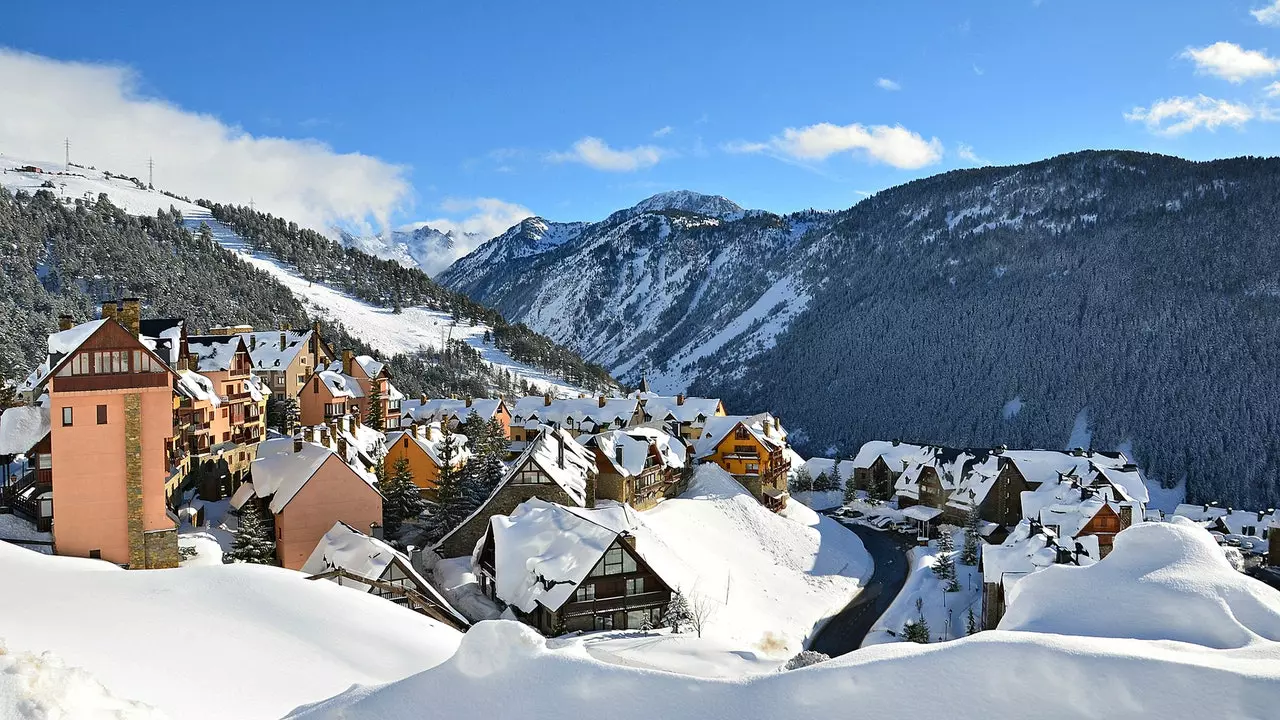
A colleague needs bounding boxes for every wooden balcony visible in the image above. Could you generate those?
[560,590,670,617]
[53,372,169,393]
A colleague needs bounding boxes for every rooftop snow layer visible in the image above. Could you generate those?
[0,405,50,455]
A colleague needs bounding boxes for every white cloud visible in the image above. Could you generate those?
[876,78,901,91]
[652,126,674,137]
[1182,42,1280,83]
[1267,81,1280,96]
[727,122,943,169]
[1253,1,1280,26]
[1124,95,1256,135]
[547,136,666,172]
[956,142,986,165]
[0,48,410,234]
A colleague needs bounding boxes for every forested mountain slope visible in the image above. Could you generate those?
[441,151,1280,507]
[0,163,613,399]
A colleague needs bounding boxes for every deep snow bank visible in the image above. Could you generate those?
[1000,518,1280,648]
[633,464,871,653]
[0,643,163,719]
[0,542,460,719]
[290,619,1280,720]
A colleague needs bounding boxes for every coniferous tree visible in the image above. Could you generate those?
[961,507,981,566]
[428,429,465,541]
[381,457,426,538]
[934,530,960,592]
[790,466,814,493]
[367,383,385,432]
[485,416,510,457]
[903,599,930,643]
[228,501,276,565]
[828,455,843,493]
[843,475,858,505]
[966,607,980,636]
[664,589,692,633]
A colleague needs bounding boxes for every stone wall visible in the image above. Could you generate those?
[143,527,179,569]
[124,392,146,568]
[437,482,577,558]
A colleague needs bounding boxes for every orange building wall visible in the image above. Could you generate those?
[383,435,442,495]
[274,454,382,570]
[705,430,769,476]
[298,375,346,427]
[50,384,175,565]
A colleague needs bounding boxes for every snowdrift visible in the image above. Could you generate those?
[0,542,460,719]
[1000,518,1280,648]
[633,464,871,653]
[290,619,1280,720]
[0,643,163,719]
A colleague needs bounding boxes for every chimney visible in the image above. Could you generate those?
[597,395,607,409]
[465,396,473,408]
[370,522,383,541]
[342,349,354,377]
[544,392,553,407]
[57,314,74,331]
[347,415,355,433]
[763,416,774,438]
[993,444,1007,456]
[1227,507,1234,515]
[615,444,624,467]
[328,420,339,446]
[101,301,118,323]
[1203,503,1209,513]
[120,297,141,338]
[293,435,303,453]
[337,432,348,460]
[892,438,901,447]
[677,393,685,406]
[279,332,286,351]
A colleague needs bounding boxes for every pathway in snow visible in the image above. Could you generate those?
[808,519,911,656]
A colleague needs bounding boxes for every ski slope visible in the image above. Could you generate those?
[0,156,587,396]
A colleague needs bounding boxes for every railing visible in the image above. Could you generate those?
[561,590,670,617]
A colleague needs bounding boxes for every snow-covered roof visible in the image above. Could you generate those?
[399,398,506,425]
[238,438,378,514]
[693,413,786,458]
[240,329,312,370]
[982,519,1098,587]
[1174,504,1277,538]
[386,425,472,468]
[0,405,50,455]
[185,335,244,373]
[510,395,639,433]
[588,430,659,477]
[326,355,387,379]
[317,370,364,399]
[48,319,107,357]
[640,395,723,425]
[486,498,642,613]
[138,318,185,367]
[175,369,221,407]
[802,457,857,480]
[514,425,597,506]
[302,521,468,627]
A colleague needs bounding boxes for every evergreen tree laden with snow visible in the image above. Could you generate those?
[227,501,276,565]
[960,507,981,566]
[790,466,814,493]
[902,597,930,643]
[828,455,843,493]
[381,456,426,539]
[843,476,858,505]
[427,429,466,541]
[934,529,960,592]
[966,606,980,636]
[664,589,692,633]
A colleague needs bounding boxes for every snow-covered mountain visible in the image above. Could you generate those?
[0,155,604,397]
[439,152,1280,508]
[339,223,486,276]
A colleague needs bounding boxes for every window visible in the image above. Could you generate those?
[96,405,107,425]
[746,463,759,474]
[734,445,755,455]
[734,426,750,440]
[61,407,73,427]
[589,545,637,577]
[514,467,550,485]
[36,453,52,470]
[88,549,101,560]
[574,584,596,602]
[625,577,645,596]
[1242,525,1256,537]
[221,408,229,418]
[313,378,320,394]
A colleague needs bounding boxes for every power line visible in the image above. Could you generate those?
[64,138,70,171]
[147,157,154,188]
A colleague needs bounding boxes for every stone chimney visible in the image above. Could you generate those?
[342,349,354,377]
[763,416,775,438]
[328,420,340,447]
[101,301,118,323]
[599,395,607,408]
[279,332,287,351]
[615,444,624,467]
[57,314,74,331]
[544,392,553,407]
[337,432,348,460]
[420,393,428,405]
[892,438,901,447]
[120,298,141,338]
[465,396,473,408]
[293,435,303,453]
[677,393,685,406]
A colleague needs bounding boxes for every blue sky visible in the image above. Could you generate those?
[5,0,1280,244]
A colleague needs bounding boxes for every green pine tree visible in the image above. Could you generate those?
[843,476,858,504]
[966,606,980,636]
[367,382,385,432]
[428,429,465,541]
[961,507,981,566]
[228,501,276,565]
[902,597,931,643]
[934,530,960,592]
[790,466,814,493]
[485,415,510,457]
